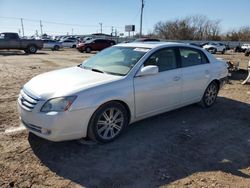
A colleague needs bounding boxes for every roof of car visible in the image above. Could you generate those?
[116,42,193,49]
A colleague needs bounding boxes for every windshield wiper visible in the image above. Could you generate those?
[91,68,104,73]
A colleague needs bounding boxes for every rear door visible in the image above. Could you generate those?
[134,48,182,117]
[179,47,211,104]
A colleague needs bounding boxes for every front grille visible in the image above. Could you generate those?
[18,89,39,111]
[22,120,42,133]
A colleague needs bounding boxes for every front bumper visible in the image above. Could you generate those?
[18,100,94,142]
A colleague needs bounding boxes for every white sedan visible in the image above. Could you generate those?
[18,42,228,142]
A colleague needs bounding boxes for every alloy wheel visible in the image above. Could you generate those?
[204,83,218,106]
[96,108,124,140]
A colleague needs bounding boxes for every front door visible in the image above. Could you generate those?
[134,48,182,117]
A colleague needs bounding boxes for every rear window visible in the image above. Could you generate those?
[180,48,209,67]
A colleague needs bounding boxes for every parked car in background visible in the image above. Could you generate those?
[187,43,203,48]
[241,43,250,52]
[202,42,226,54]
[134,38,160,42]
[43,39,62,51]
[245,48,250,56]
[76,39,115,53]
[0,32,43,54]
[18,42,228,142]
[61,39,77,48]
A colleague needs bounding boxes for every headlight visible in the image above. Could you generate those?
[41,96,77,112]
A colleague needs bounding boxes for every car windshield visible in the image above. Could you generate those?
[80,46,149,76]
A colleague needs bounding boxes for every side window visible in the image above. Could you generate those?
[180,48,209,67]
[0,34,5,39]
[144,48,177,72]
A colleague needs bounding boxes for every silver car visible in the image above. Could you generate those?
[18,42,228,142]
[43,40,62,51]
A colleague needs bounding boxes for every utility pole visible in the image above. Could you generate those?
[99,22,103,34]
[139,0,145,38]
[111,26,114,36]
[20,18,24,37]
[40,20,43,35]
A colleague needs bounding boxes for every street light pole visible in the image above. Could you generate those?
[139,0,144,38]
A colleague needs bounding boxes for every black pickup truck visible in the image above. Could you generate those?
[0,32,43,54]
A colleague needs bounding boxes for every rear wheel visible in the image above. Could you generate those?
[88,102,129,143]
[200,81,219,107]
[221,49,226,54]
[26,45,37,54]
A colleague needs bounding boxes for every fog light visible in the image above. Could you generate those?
[41,128,51,135]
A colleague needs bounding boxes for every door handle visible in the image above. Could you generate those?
[173,76,181,81]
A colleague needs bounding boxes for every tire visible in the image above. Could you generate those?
[200,81,219,108]
[110,42,115,46]
[88,102,129,143]
[245,51,250,56]
[26,45,37,54]
[221,49,226,54]
[85,47,92,53]
[53,45,60,51]
[72,44,76,48]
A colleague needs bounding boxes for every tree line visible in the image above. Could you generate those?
[150,15,250,41]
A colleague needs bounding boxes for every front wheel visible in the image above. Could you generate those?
[53,45,60,51]
[200,81,219,107]
[88,102,129,143]
[85,47,91,53]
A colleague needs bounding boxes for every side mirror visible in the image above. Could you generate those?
[136,65,159,77]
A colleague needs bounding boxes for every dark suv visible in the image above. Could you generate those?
[77,39,116,53]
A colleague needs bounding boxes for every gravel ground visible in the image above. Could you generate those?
[0,49,249,188]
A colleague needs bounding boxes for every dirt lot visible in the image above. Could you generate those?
[0,49,250,188]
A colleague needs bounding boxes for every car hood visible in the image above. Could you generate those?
[24,67,122,99]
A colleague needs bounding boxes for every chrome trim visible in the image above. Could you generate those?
[19,89,40,111]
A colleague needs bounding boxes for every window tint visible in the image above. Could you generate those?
[180,48,209,67]
[144,48,177,72]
